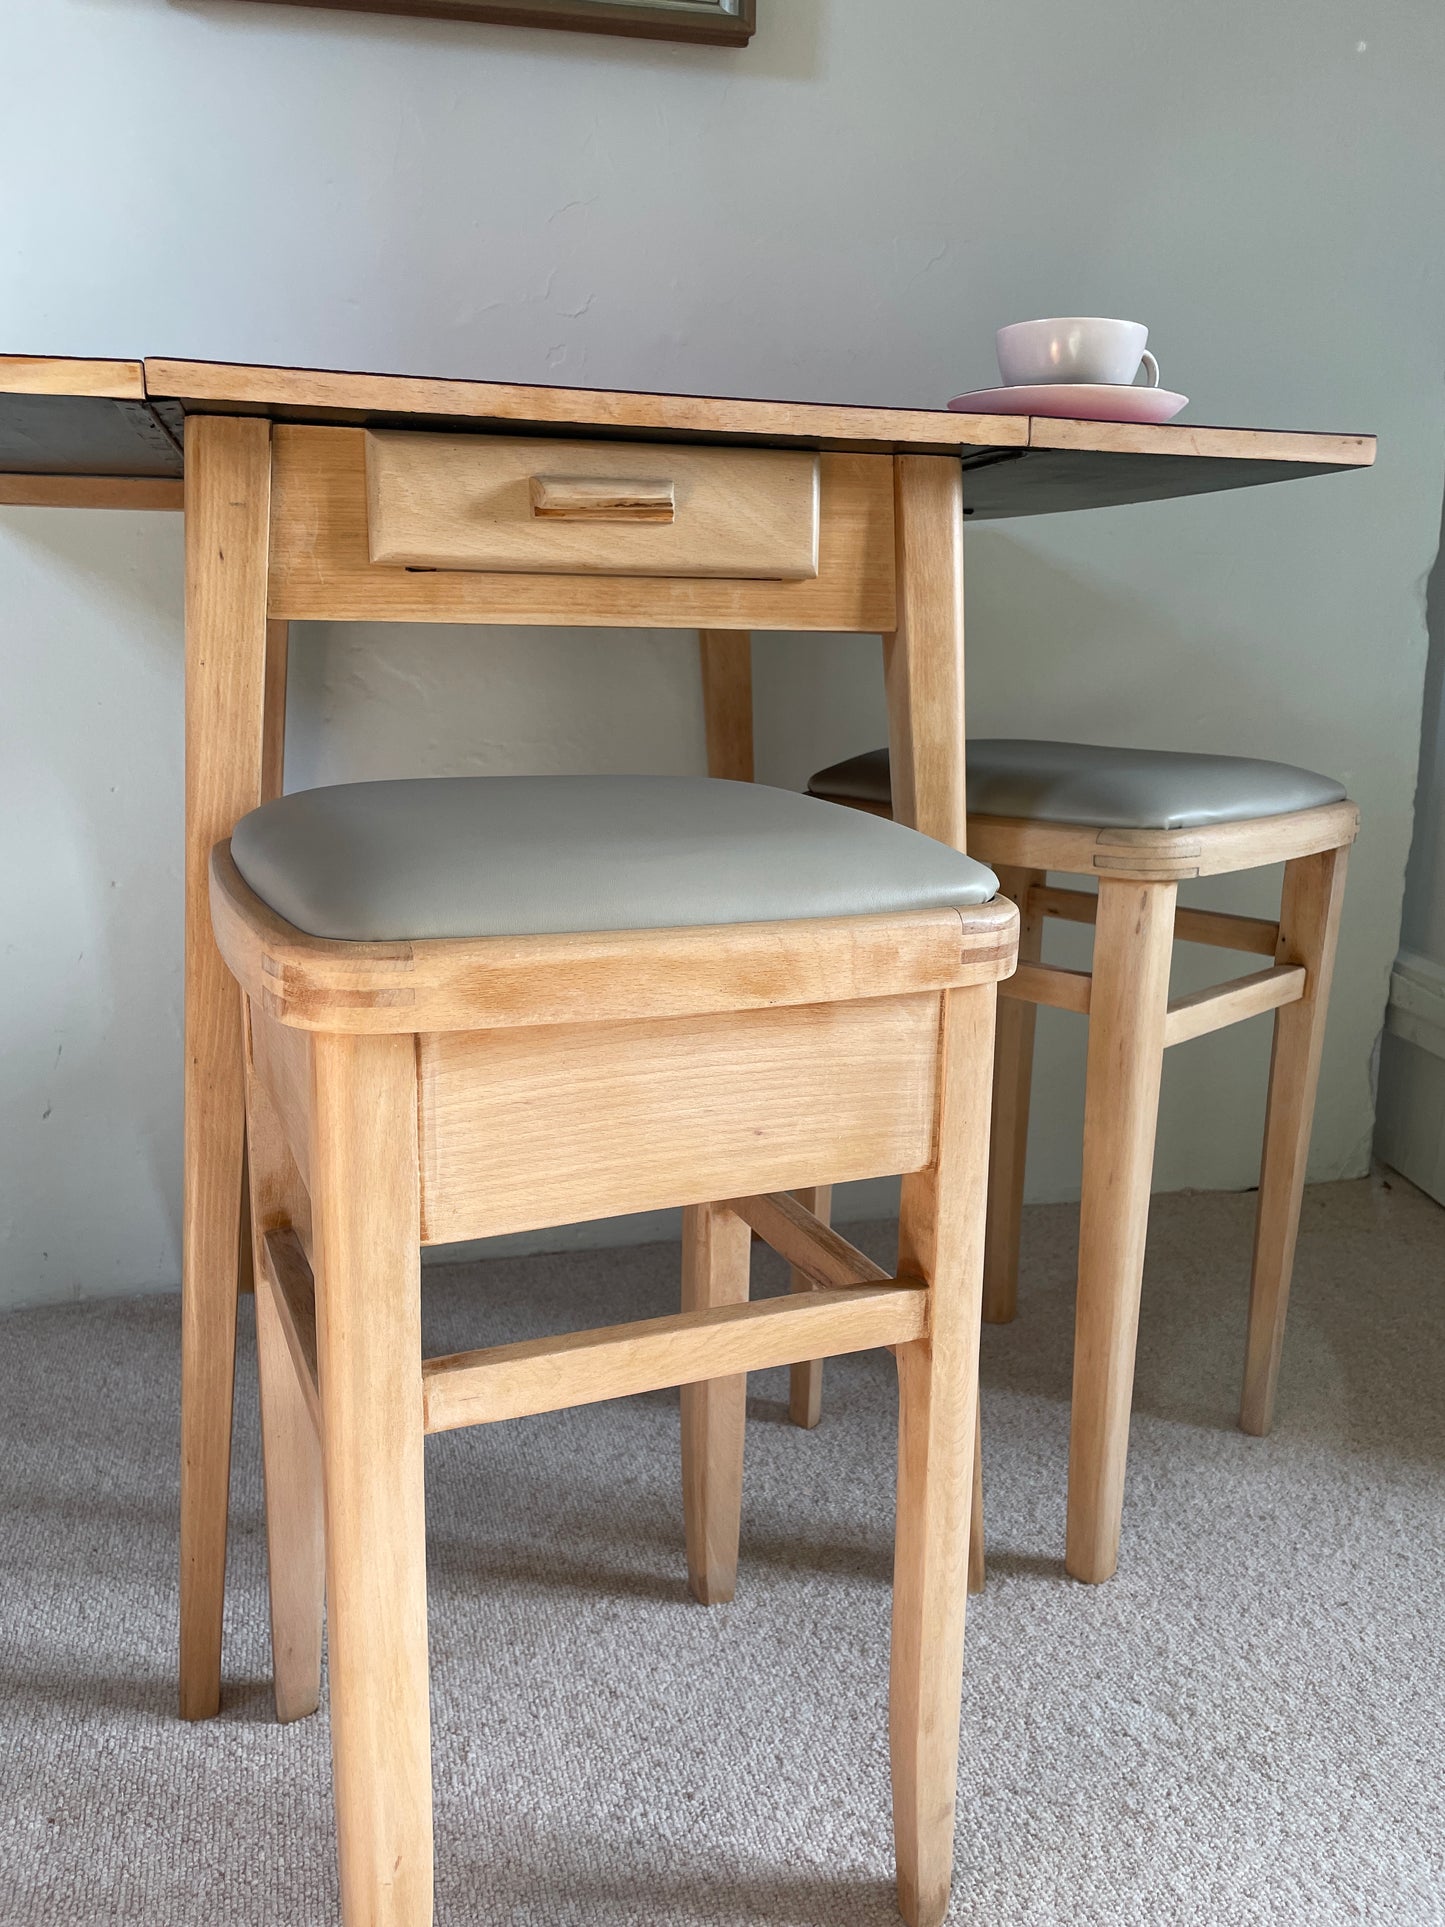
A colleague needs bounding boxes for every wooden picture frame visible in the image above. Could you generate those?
[234,0,756,43]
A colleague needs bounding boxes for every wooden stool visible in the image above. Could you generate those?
[211,771,1017,1927]
[806,739,1357,1584]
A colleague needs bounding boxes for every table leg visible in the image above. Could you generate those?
[697,630,754,782]
[179,415,273,1719]
[884,456,966,853]
[234,618,292,1307]
[262,618,290,802]
[886,464,989,1910]
[982,866,1046,1323]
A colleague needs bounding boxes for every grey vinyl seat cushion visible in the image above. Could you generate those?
[229,774,1000,943]
[808,740,1346,831]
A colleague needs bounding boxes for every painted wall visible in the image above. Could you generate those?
[2,0,1443,1306]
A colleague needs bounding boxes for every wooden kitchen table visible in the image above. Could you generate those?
[0,353,1374,1718]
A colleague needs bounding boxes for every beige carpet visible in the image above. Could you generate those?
[2,1175,1442,1926]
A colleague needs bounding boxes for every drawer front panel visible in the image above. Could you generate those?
[365,430,820,580]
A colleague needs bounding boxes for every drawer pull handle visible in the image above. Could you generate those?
[529,475,676,523]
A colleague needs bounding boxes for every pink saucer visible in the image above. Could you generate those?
[948,383,1188,424]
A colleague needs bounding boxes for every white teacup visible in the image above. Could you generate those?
[997,317,1159,389]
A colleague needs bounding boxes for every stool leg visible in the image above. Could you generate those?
[243,1032,324,1725]
[891,984,994,1927]
[1065,879,1176,1586]
[1241,846,1349,1436]
[681,1201,752,1605]
[787,1185,831,1429]
[310,1034,432,1927]
[968,1404,986,1596]
[983,866,1045,1324]
[256,1276,326,1723]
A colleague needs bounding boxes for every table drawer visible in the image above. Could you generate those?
[364,430,820,580]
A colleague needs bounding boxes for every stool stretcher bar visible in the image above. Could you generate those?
[725,1189,892,1289]
[1029,884,1281,957]
[259,1230,320,1431]
[994,955,1305,1043]
[422,1284,927,1431]
[261,1197,927,1441]
[1162,962,1306,1047]
[1000,960,1094,1014]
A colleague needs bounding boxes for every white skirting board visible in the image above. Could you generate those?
[1375,950,1445,1206]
